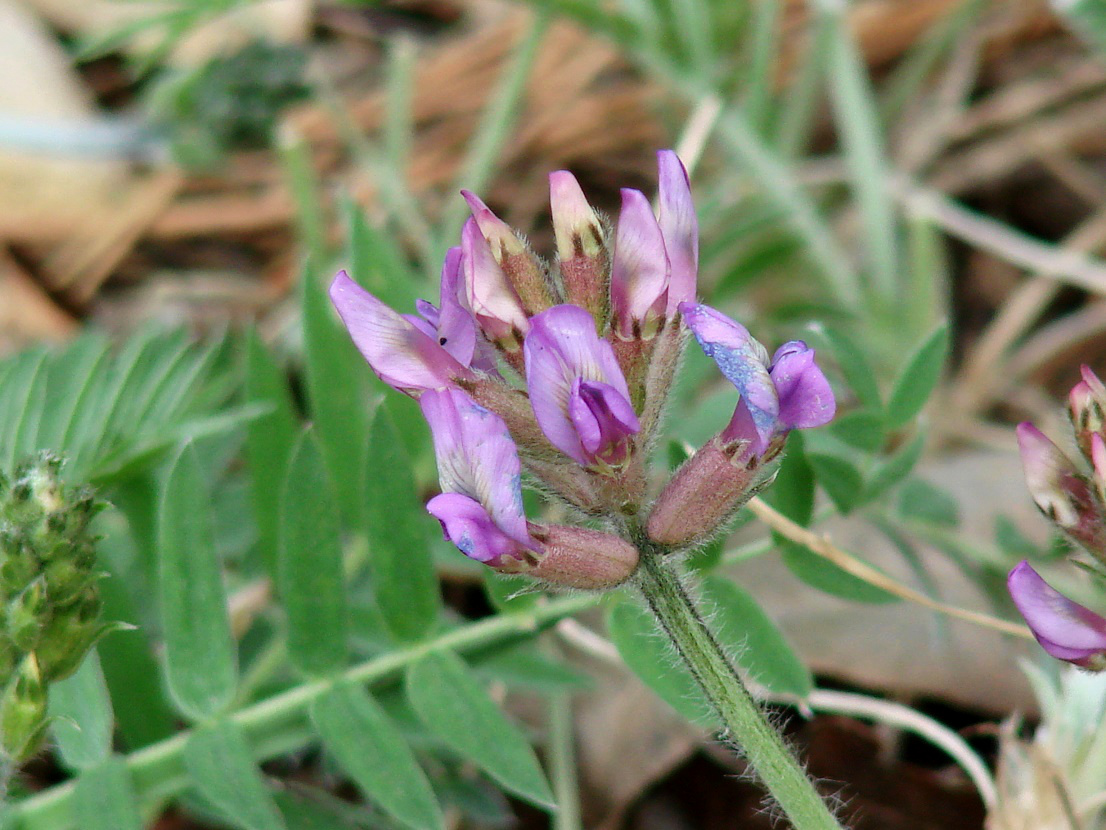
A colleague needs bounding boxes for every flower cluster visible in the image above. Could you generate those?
[1010,366,1106,669]
[331,151,835,589]
[0,453,105,760]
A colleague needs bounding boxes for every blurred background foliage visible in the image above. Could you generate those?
[3,0,1106,828]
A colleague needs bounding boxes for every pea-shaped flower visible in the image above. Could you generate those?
[523,304,640,471]
[421,388,638,589]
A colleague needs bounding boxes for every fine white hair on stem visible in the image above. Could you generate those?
[556,620,999,809]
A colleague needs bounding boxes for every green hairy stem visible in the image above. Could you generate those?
[636,553,844,830]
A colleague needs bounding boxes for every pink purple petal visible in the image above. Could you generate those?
[656,150,698,314]
[568,379,640,466]
[1008,560,1106,666]
[769,341,836,429]
[330,271,468,395]
[524,305,637,465]
[610,188,669,336]
[461,218,529,341]
[680,302,778,451]
[427,492,531,564]
[420,388,531,547]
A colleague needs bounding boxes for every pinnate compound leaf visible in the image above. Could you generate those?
[73,758,143,830]
[365,405,440,641]
[884,322,949,430]
[311,682,443,830]
[278,429,349,676]
[159,443,237,720]
[405,651,554,809]
[184,721,287,830]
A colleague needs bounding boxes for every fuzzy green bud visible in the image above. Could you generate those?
[0,452,107,697]
[1,655,48,761]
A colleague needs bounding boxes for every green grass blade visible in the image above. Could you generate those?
[821,4,899,299]
[244,331,300,575]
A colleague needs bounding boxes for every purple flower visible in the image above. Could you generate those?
[404,247,477,366]
[550,170,608,323]
[680,302,835,456]
[330,270,473,396]
[461,217,530,349]
[609,151,698,339]
[1017,422,1106,556]
[1008,561,1106,670]
[421,388,540,565]
[523,304,640,469]
[462,191,551,316]
[656,149,698,315]
[1070,365,1106,461]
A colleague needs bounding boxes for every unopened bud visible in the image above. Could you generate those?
[1017,422,1106,559]
[1,654,48,761]
[6,579,46,652]
[462,191,554,316]
[647,436,777,548]
[550,171,610,326]
[1071,365,1106,462]
[36,588,103,682]
[503,524,639,590]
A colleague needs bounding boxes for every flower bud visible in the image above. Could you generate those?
[35,587,104,682]
[463,191,555,316]
[1071,365,1106,462]
[646,436,777,548]
[6,579,46,652]
[508,524,639,590]
[1017,422,1106,559]
[550,171,610,326]
[1,654,48,761]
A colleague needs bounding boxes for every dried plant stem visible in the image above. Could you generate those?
[636,553,844,830]
[746,497,1034,640]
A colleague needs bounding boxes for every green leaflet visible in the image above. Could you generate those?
[405,650,554,809]
[311,682,443,830]
[278,429,349,676]
[158,443,237,720]
[184,721,287,830]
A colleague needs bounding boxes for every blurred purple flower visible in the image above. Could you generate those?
[1016,422,1106,556]
[523,304,640,469]
[1008,560,1106,670]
